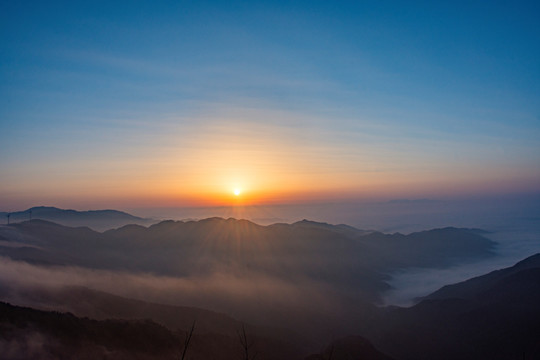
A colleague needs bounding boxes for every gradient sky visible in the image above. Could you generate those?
[1,0,539,209]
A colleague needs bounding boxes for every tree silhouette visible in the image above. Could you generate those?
[237,323,257,360]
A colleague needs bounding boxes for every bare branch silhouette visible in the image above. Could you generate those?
[180,320,196,360]
[237,323,257,360]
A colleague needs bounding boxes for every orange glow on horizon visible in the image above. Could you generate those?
[3,114,538,210]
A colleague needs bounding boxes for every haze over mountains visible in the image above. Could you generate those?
[0,215,495,308]
[2,0,539,357]
[0,206,155,231]
[1,252,539,359]
[0,207,539,359]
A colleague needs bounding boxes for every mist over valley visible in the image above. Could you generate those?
[2,0,539,358]
[1,201,539,359]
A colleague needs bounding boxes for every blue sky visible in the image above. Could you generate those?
[1,1,539,209]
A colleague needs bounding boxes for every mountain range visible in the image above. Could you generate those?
[0,207,536,359]
[0,206,155,231]
[0,216,496,306]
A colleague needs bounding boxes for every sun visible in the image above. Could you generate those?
[233,188,241,196]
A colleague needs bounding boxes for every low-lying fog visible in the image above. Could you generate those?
[1,195,538,311]
[384,218,540,305]
[129,195,540,306]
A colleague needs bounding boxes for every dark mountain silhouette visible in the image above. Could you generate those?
[422,253,540,301]
[0,217,498,348]
[0,301,304,360]
[3,285,243,335]
[0,301,180,360]
[0,218,495,305]
[388,198,440,204]
[361,253,540,360]
[2,284,303,343]
[0,206,155,231]
[3,254,540,359]
[1,213,538,359]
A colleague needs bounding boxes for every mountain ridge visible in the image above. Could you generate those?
[423,253,540,301]
[1,206,155,231]
[361,252,540,360]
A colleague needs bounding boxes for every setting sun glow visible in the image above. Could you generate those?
[233,188,241,196]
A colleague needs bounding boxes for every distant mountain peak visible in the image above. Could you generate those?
[293,219,333,226]
[27,206,61,211]
[1,206,155,231]
[388,198,440,204]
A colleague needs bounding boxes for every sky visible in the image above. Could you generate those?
[1,0,539,210]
